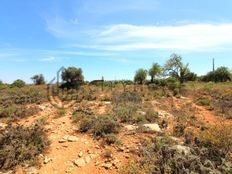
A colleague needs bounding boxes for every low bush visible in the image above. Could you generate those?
[199,124,232,155]
[196,96,212,106]
[11,79,26,88]
[0,124,49,170]
[79,115,120,137]
[173,123,186,137]
[121,135,232,174]
[93,115,120,137]
[0,105,40,119]
[104,134,118,145]
[113,104,138,123]
[112,91,142,105]
[79,117,94,133]
[144,109,159,123]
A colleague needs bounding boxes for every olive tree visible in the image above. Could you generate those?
[149,63,162,83]
[61,67,84,89]
[134,69,147,84]
[164,54,195,84]
[31,74,45,85]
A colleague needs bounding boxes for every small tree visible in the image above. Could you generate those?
[164,53,193,84]
[149,63,162,83]
[134,69,147,84]
[31,74,45,85]
[11,79,26,88]
[61,67,84,89]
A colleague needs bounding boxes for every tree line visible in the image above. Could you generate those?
[0,53,231,89]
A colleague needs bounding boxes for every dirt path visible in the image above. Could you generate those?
[16,102,125,174]
[173,97,232,126]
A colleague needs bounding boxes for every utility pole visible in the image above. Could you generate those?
[213,58,215,72]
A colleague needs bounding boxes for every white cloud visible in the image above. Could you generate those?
[47,21,232,52]
[40,56,55,62]
[90,23,232,51]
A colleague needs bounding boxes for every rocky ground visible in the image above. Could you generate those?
[1,94,231,174]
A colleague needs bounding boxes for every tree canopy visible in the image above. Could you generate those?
[202,66,231,82]
[149,63,162,82]
[134,69,147,84]
[164,54,196,83]
[61,67,84,89]
[31,74,45,85]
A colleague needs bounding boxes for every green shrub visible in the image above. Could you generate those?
[0,124,49,170]
[144,109,159,123]
[199,125,232,155]
[166,78,180,95]
[173,123,186,137]
[93,115,120,137]
[11,79,26,88]
[196,97,211,106]
[105,134,118,145]
[0,105,40,119]
[121,135,232,174]
[112,91,142,105]
[148,83,158,90]
[79,117,94,133]
[113,104,138,123]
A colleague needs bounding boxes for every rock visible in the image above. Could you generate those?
[124,154,130,159]
[24,167,39,174]
[85,156,91,164]
[78,151,83,158]
[59,139,66,143]
[87,149,92,154]
[136,110,146,116]
[95,161,100,166]
[67,135,79,142]
[72,126,79,131]
[158,110,173,119]
[73,158,86,167]
[44,156,52,164]
[117,146,125,152]
[89,154,97,159]
[112,159,120,165]
[173,145,191,155]
[143,123,161,132]
[102,162,112,170]
[103,101,111,105]
[0,122,7,129]
[170,136,184,144]
[95,145,100,149]
[59,135,79,143]
[124,125,138,131]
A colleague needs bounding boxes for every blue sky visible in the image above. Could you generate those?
[0,0,232,83]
